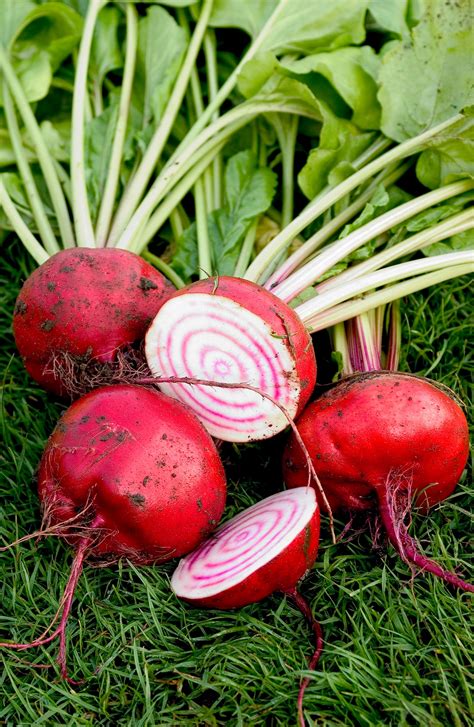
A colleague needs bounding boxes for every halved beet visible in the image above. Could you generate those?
[171,488,322,727]
[171,488,320,608]
[145,276,316,442]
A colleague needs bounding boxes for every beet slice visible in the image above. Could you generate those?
[172,488,322,727]
[145,276,316,442]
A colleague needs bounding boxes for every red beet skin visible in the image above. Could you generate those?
[283,372,473,592]
[38,385,227,561]
[13,248,175,395]
[283,372,469,513]
[167,276,317,417]
[0,384,227,682]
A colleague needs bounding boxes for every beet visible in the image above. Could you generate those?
[145,275,317,442]
[283,372,472,592]
[13,248,175,396]
[0,384,227,679]
[171,488,322,727]
[172,488,320,609]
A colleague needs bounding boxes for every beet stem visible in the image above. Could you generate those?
[377,483,474,593]
[0,537,91,682]
[285,588,323,727]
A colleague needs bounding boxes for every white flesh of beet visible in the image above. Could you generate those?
[171,487,317,602]
[145,293,302,442]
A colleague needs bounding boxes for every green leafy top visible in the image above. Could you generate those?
[378,0,474,141]
[171,149,276,281]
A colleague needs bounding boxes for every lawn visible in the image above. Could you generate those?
[1,239,472,726]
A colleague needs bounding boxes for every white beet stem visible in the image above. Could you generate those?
[234,220,259,277]
[303,263,473,332]
[71,0,107,248]
[264,159,407,289]
[243,113,466,284]
[95,3,138,247]
[203,29,222,210]
[385,302,401,372]
[331,324,354,376]
[2,84,60,255]
[0,46,75,250]
[346,312,382,372]
[345,306,390,375]
[195,177,212,277]
[177,0,290,147]
[187,61,213,278]
[313,207,472,377]
[142,250,186,290]
[270,180,473,302]
[315,207,474,296]
[295,251,474,322]
[106,0,214,247]
[144,0,291,208]
[139,142,228,252]
[114,85,325,252]
[0,180,49,265]
[187,23,216,215]
[271,113,299,228]
[114,107,259,250]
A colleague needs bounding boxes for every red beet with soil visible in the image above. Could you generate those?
[1,384,227,680]
[283,372,472,592]
[13,248,175,396]
[38,384,227,560]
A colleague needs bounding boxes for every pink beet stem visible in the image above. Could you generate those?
[285,588,324,727]
[377,484,474,593]
[0,537,91,682]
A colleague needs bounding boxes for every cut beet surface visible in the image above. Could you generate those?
[145,276,316,442]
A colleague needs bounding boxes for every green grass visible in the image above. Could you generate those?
[0,239,472,726]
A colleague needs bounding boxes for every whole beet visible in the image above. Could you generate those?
[13,248,175,396]
[39,384,227,560]
[283,372,472,592]
[1,384,227,680]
